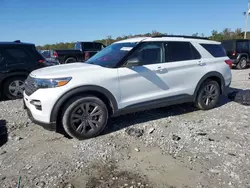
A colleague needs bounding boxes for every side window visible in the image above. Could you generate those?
[200,44,226,57]
[165,42,200,62]
[4,48,31,65]
[75,43,81,50]
[237,41,248,52]
[126,42,163,65]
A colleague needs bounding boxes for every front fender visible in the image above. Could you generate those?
[50,85,118,123]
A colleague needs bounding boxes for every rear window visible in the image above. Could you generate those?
[200,44,227,57]
[29,46,45,61]
[75,43,81,50]
[82,42,104,51]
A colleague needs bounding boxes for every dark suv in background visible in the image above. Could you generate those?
[0,41,50,100]
[221,39,250,69]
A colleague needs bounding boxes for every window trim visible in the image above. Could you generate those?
[164,41,201,63]
[122,42,165,67]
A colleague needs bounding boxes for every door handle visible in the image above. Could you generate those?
[157,66,162,70]
[155,66,167,73]
[198,61,206,66]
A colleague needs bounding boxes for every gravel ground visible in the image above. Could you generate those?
[0,69,250,188]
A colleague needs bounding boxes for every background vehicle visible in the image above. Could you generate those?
[52,42,106,64]
[221,39,250,69]
[39,50,60,66]
[0,41,51,100]
[24,35,232,140]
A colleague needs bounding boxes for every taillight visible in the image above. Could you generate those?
[85,52,90,60]
[225,59,233,69]
[38,60,45,64]
[232,51,236,56]
[53,51,58,58]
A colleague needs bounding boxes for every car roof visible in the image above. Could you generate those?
[114,36,220,44]
[0,42,34,45]
[222,39,250,42]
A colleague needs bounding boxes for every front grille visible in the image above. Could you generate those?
[25,76,38,96]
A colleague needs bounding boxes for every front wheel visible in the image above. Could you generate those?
[195,80,220,110]
[62,96,108,140]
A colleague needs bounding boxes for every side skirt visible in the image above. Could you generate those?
[112,94,194,117]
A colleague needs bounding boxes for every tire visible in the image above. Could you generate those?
[236,57,248,69]
[64,57,76,64]
[195,80,220,110]
[62,96,108,140]
[3,76,26,100]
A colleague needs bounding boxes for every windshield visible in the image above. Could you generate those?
[85,42,138,67]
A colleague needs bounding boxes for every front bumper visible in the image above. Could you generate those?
[23,97,56,131]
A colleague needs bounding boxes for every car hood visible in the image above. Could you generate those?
[30,62,101,78]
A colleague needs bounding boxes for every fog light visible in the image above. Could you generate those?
[30,100,42,110]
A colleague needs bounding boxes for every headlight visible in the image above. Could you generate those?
[34,77,72,88]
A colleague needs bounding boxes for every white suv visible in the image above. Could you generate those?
[23,35,232,140]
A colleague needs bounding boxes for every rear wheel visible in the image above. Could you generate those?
[195,80,220,110]
[3,76,26,100]
[65,57,76,64]
[62,96,108,140]
[236,57,248,69]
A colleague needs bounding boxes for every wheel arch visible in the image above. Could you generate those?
[238,53,249,61]
[193,71,225,100]
[50,85,118,123]
[64,56,77,63]
[0,72,29,90]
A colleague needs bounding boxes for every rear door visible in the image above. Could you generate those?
[159,41,205,97]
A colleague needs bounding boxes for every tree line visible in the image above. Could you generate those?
[36,28,249,50]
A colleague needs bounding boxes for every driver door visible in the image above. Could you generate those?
[118,42,169,108]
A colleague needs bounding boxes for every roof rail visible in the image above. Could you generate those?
[152,35,209,40]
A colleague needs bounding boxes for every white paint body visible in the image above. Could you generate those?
[24,37,232,124]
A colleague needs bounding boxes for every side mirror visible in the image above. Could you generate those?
[126,57,140,67]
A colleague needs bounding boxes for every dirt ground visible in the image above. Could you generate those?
[0,69,250,188]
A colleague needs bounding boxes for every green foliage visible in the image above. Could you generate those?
[36,42,75,50]
[36,28,248,50]
[209,28,244,41]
